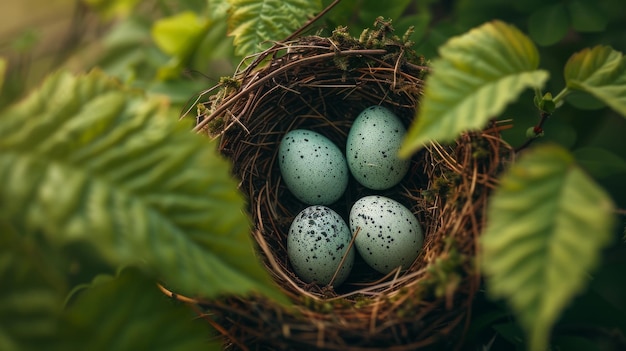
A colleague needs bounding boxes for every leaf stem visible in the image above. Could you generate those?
[534,87,543,101]
[552,87,571,106]
[516,87,572,152]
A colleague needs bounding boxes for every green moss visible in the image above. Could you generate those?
[417,240,465,300]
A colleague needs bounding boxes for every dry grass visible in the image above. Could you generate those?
[186,25,514,350]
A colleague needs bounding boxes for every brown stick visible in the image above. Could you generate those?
[193,49,387,132]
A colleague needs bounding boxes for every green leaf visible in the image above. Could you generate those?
[151,11,210,79]
[59,268,218,351]
[227,0,322,56]
[481,144,615,351]
[0,70,285,303]
[0,224,66,351]
[207,0,231,20]
[564,45,626,118]
[573,147,626,179]
[564,90,606,110]
[0,226,216,351]
[567,0,608,33]
[528,3,570,46]
[399,20,549,157]
[152,12,209,57]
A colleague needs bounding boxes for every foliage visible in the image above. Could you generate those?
[563,45,626,116]
[399,16,625,351]
[0,228,218,351]
[227,0,323,56]
[0,69,283,300]
[527,0,607,46]
[1,0,625,350]
[151,11,211,80]
[59,268,216,351]
[399,21,549,156]
[481,144,614,350]
[0,70,284,350]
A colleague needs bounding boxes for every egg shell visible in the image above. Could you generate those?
[346,106,411,190]
[287,206,355,286]
[349,195,423,274]
[279,129,349,205]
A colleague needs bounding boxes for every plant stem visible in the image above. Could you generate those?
[516,87,571,153]
[552,87,571,106]
[534,87,543,101]
[514,110,551,153]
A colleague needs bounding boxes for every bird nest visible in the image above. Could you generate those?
[189,20,513,350]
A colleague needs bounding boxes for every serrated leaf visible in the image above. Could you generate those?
[227,0,322,56]
[207,0,231,20]
[528,3,570,46]
[0,70,286,303]
[481,144,615,351]
[564,45,626,118]
[59,268,218,351]
[399,20,549,157]
[0,224,66,351]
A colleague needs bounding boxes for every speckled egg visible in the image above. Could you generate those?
[279,129,349,205]
[349,195,423,274]
[287,206,355,286]
[346,106,411,190]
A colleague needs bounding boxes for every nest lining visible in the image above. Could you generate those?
[191,24,513,350]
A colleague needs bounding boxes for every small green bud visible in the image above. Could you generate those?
[541,92,556,113]
[526,126,544,139]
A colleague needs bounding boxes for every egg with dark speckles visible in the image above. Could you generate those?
[349,195,423,274]
[346,106,410,190]
[279,129,349,205]
[287,206,355,286]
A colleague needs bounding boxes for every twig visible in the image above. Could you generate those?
[157,283,200,304]
[193,49,386,132]
[328,226,360,287]
[515,111,551,153]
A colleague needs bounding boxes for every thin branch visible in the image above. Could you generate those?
[515,111,551,153]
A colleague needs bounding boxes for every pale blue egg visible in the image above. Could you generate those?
[287,206,355,286]
[279,129,348,205]
[349,195,423,274]
[346,106,410,190]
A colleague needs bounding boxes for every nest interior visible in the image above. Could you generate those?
[193,22,512,351]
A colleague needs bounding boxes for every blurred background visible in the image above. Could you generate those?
[1,1,625,349]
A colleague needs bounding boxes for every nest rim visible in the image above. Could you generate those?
[190,26,513,350]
